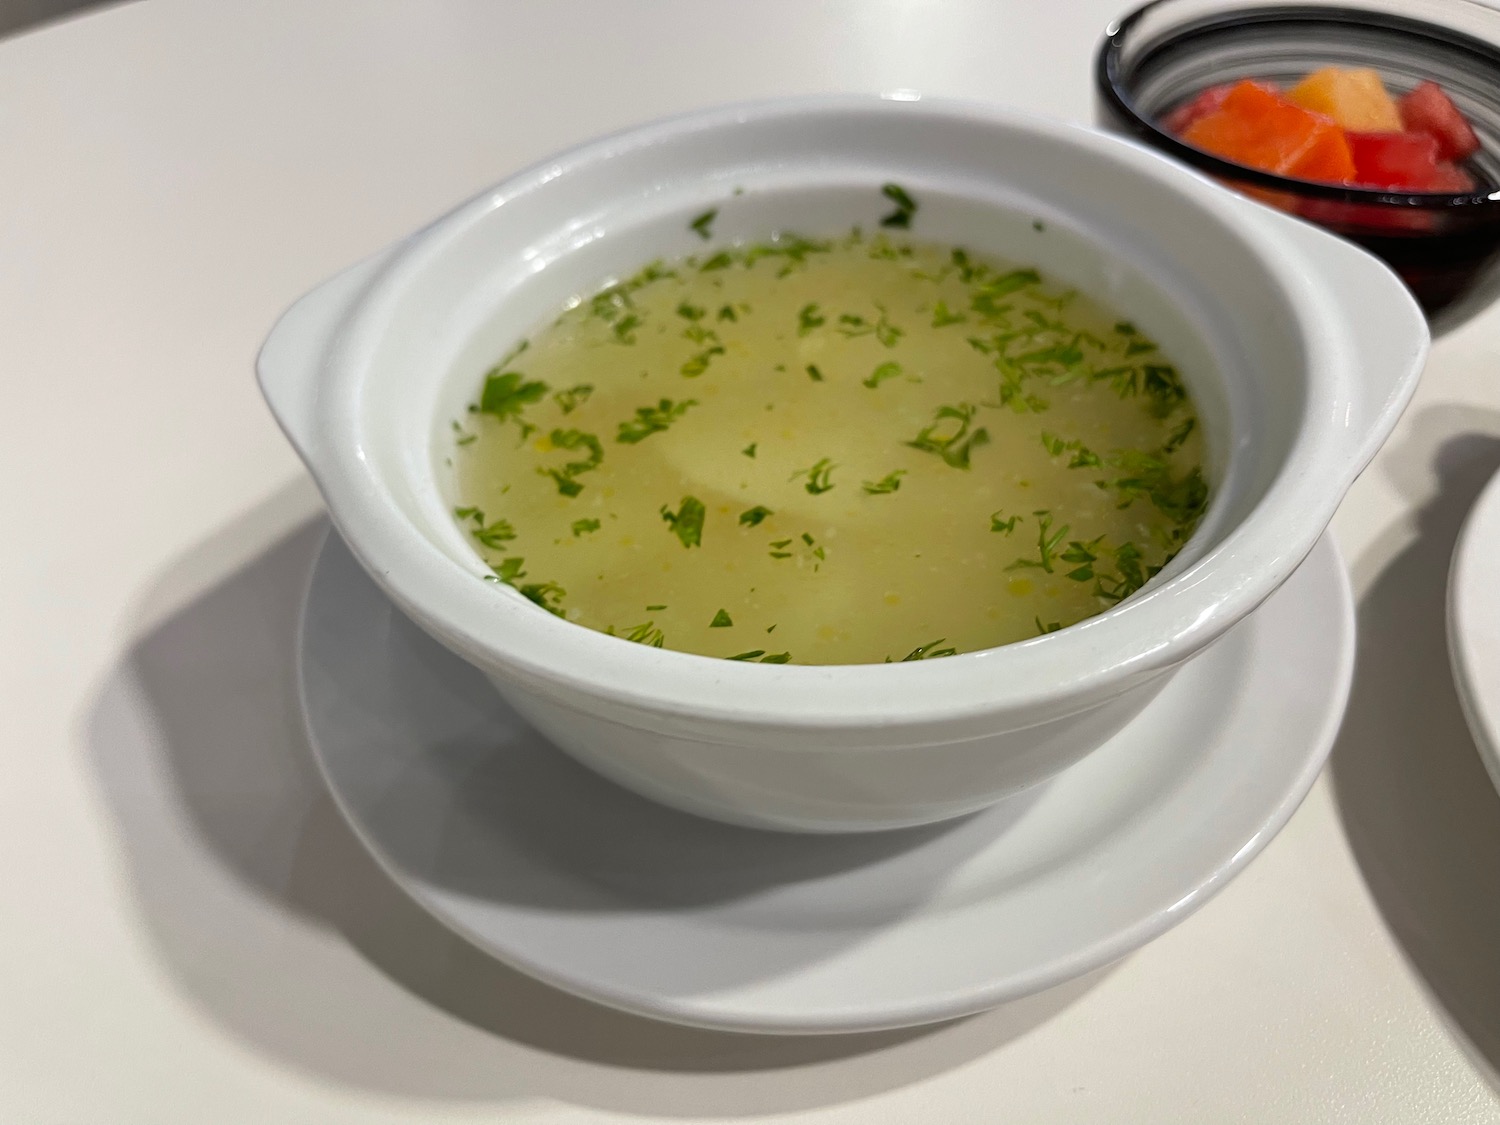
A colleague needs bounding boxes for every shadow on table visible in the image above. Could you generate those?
[82,477,1109,1116]
[1330,404,1500,1086]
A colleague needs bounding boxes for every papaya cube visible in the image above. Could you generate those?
[1181,79,1356,183]
[1287,67,1402,132]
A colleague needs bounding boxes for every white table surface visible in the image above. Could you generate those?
[5,1,1500,1120]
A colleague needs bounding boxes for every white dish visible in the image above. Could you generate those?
[261,94,1423,832]
[300,527,1354,1034]
[1448,467,1500,794]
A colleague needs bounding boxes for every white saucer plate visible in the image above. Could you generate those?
[299,531,1354,1035]
[1449,467,1500,795]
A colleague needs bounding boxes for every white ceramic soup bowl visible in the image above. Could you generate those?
[259,95,1425,833]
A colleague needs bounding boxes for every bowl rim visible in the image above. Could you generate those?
[294,93,1419,728]
[1097,0,1500,210]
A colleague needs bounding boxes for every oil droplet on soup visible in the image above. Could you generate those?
[450,228,1207,665]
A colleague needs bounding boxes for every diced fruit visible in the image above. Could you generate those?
[1288,67,1403,132]
[1181,80,1357,183]
[1347,131,1477,191]
[1429,161,1476,192]
[1399,80,1481,161]
[1162,83,1237,134]
[1348,130,1441,188]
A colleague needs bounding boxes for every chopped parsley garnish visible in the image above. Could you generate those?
[863,361,903,389]
[990,511,1019,534]
[537,428,603,496]
[1007,510,1069,573]
[617,398,698,443]
[553,383,593,414]
[571,518,601,537]
[471,518,517,549]
[516,580,567,616]
[478,370,549,420]
[1040,431,1101,469]
[759,652,792,663]
[806,364,825,382]
[741,442,757,458]
[491,557,526,583]
[931,300,965,328]
[798,303,826,335]
[681,345,726,377]
[879,182,917,229]
[1163,416,1196,454]
[676,301,706,321]
[689,208,718,241]
[1058,536,1105,581]
[906,403,990,469]
[739,505,773,526]
[792,457,836,494]
[718,305,739,321]
[710,609,734,628]
[612,313,643,344]
[660,496,706,548]
[862,470,905,495]
[901,639,958,661]
[700,250,735,271]
[729,649,765,661]
[622,621,666,647]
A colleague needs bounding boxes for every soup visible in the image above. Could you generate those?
[449,217,1207,665]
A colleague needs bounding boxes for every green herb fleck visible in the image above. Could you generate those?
[617,398,698,443]
[931,300,965,328]
[676,301,706,321]
[1163,416,1196,454]
[739,505,773,527]
[681,345,726,377]
[646,604,668,611]
[906,403,991,469]
[901,639,958,661]
[863,361,903,389]
[798,303,826,335]
[612,313,643,344]
[700,250,735,271]
[792,457,836,494]
[689,208,717,241]
[717,304,738,322]
[538,428,604,496]
[1007,510,1069,573]
[553,383,593,414]
[478,370,549,420]
[571,518,601,537]
[710,609,734,628]
[491,557,526,583]
[660,496,706,548]
[806,364,825,382]
[990,511,1019,534]
[516,580,567,616]
[760,652,792,664]
[742,442,757,458]
[880,182,917,229]
[471,518,517,549]
[623,621,666,647]
[729,650,766,661]
[862,470,906,495]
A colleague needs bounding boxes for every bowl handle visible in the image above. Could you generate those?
[255,251,394,470]
[1247,206,1430,472]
